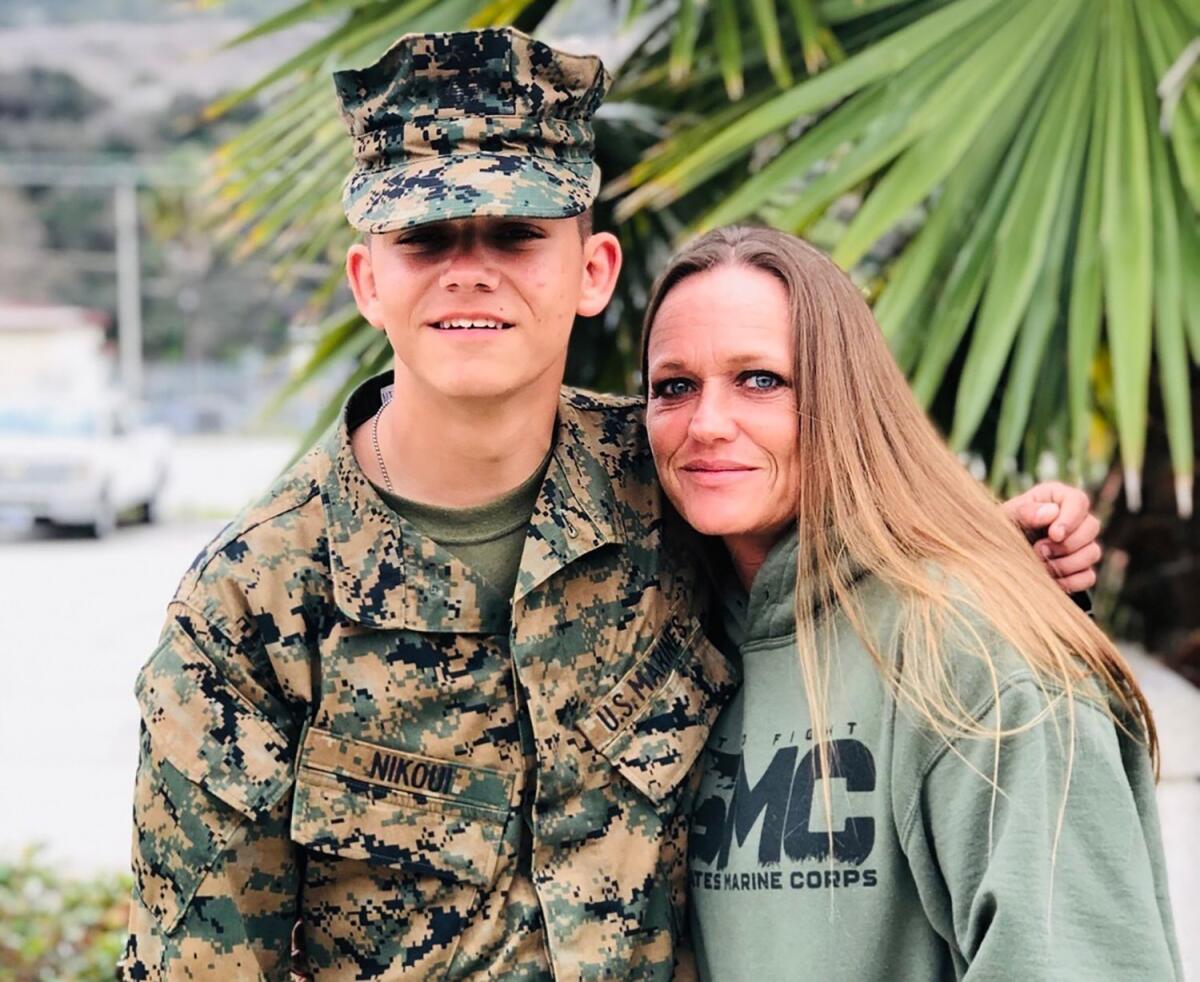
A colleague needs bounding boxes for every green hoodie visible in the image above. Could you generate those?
[689,531,1180,981]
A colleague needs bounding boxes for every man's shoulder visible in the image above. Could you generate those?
[557,386,655,497]
[559,386,648,453]
[560,386,644,414]
[175,438,333,606]
[560,386,646,431]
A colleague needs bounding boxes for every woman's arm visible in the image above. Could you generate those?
[899,677,1181,981]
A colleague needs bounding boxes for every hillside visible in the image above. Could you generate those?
[0,15,323,115]
[1,0,292,26]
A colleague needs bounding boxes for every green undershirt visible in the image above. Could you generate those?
[374,453,550,602]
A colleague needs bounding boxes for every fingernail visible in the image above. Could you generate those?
[1035,504,1057,522]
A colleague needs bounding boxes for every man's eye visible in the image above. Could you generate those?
[650,378,695,399]
[740,371,785,391]
[395,230,448,250]
[493,223,544,244]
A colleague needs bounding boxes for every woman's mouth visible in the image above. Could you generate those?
[680,461,757,485]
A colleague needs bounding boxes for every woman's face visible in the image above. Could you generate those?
[646,263,800,548]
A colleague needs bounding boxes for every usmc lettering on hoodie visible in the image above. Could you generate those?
[690,725,879,892]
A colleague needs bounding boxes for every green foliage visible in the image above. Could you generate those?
[0,847,130,981]
[211,0,1200,513]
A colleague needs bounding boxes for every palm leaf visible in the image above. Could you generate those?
[1142,56,1194,517]
[949,7,1090,450]
[750,0,795,85]
[881,33,1054,379]
[788,0,840,73]
[712,0,746,100]
[222,0,383,48]
[1099,0,1155,510]
[208,0,1197,512]
[615,0,1003,213]
[989,59,1091,485]
[833,0,1079,268]
[669,0,704,85]
[1066,71,1107,483]
[908,80,1047,407]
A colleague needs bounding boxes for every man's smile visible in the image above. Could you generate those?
[427,314,514,331]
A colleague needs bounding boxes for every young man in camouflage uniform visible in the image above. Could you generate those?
[120,27,1103,981]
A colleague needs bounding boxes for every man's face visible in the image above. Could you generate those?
[347,215,617,402]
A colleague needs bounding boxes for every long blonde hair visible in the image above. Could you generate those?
[642,226,1156,834]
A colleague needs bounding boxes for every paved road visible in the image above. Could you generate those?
[0,436,292,876]
[0,519,226,876]
[0,488,1195,973]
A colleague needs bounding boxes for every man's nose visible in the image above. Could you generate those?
[438,243,500,292]
[688,384,738,443]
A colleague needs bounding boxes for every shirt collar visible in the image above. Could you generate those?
[321,373,627,631]
[737,527,869,646]
[514,392,627,603]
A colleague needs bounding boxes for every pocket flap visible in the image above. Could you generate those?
[577,616,739,805]
[291,727,516,888]
[132,620,296,933]
[135,621,295,820]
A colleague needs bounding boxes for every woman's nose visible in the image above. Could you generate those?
[687,385,737,443]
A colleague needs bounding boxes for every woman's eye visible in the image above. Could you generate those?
[740,371,785,391]
[650,378,695,399]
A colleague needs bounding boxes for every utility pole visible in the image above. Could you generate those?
[114,177,142,397]
[0,157,189,397]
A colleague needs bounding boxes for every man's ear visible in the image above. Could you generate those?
[346,239,386,330]
[576,231,622,318]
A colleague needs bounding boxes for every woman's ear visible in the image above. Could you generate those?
[576,231,623,318]
[345,239,386,330]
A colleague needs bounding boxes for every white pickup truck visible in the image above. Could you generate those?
[0,303,171,537]
[0,395,170,537]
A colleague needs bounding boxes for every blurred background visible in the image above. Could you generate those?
[0,0,1196,977]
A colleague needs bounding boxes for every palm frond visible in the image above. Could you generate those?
[209,0,1198,511]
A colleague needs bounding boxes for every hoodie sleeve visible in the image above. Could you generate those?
[898,676,1181,982]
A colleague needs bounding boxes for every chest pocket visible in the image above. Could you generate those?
[576,617,739,805]
[291,727,518,976]
[291,727,517,880]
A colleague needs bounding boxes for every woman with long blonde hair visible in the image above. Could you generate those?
[642,226,1180,980]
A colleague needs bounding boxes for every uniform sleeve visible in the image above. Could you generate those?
[118,602,304,981]
[900,679,1182,982]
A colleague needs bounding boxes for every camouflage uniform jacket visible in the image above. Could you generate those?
[120,374,738,981]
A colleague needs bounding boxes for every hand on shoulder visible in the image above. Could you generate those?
[1002,482,1101,594]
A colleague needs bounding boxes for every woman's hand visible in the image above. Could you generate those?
[1001,482,1101,594]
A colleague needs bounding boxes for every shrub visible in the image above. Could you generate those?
[0,847,129,981]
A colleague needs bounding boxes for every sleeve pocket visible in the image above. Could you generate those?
[132,622,296,932]
[577,616,739,805]
[290,727,516,889]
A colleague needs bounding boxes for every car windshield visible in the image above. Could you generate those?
[0,406,104,437]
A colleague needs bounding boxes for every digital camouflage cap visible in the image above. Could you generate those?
[333,28,612,233]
